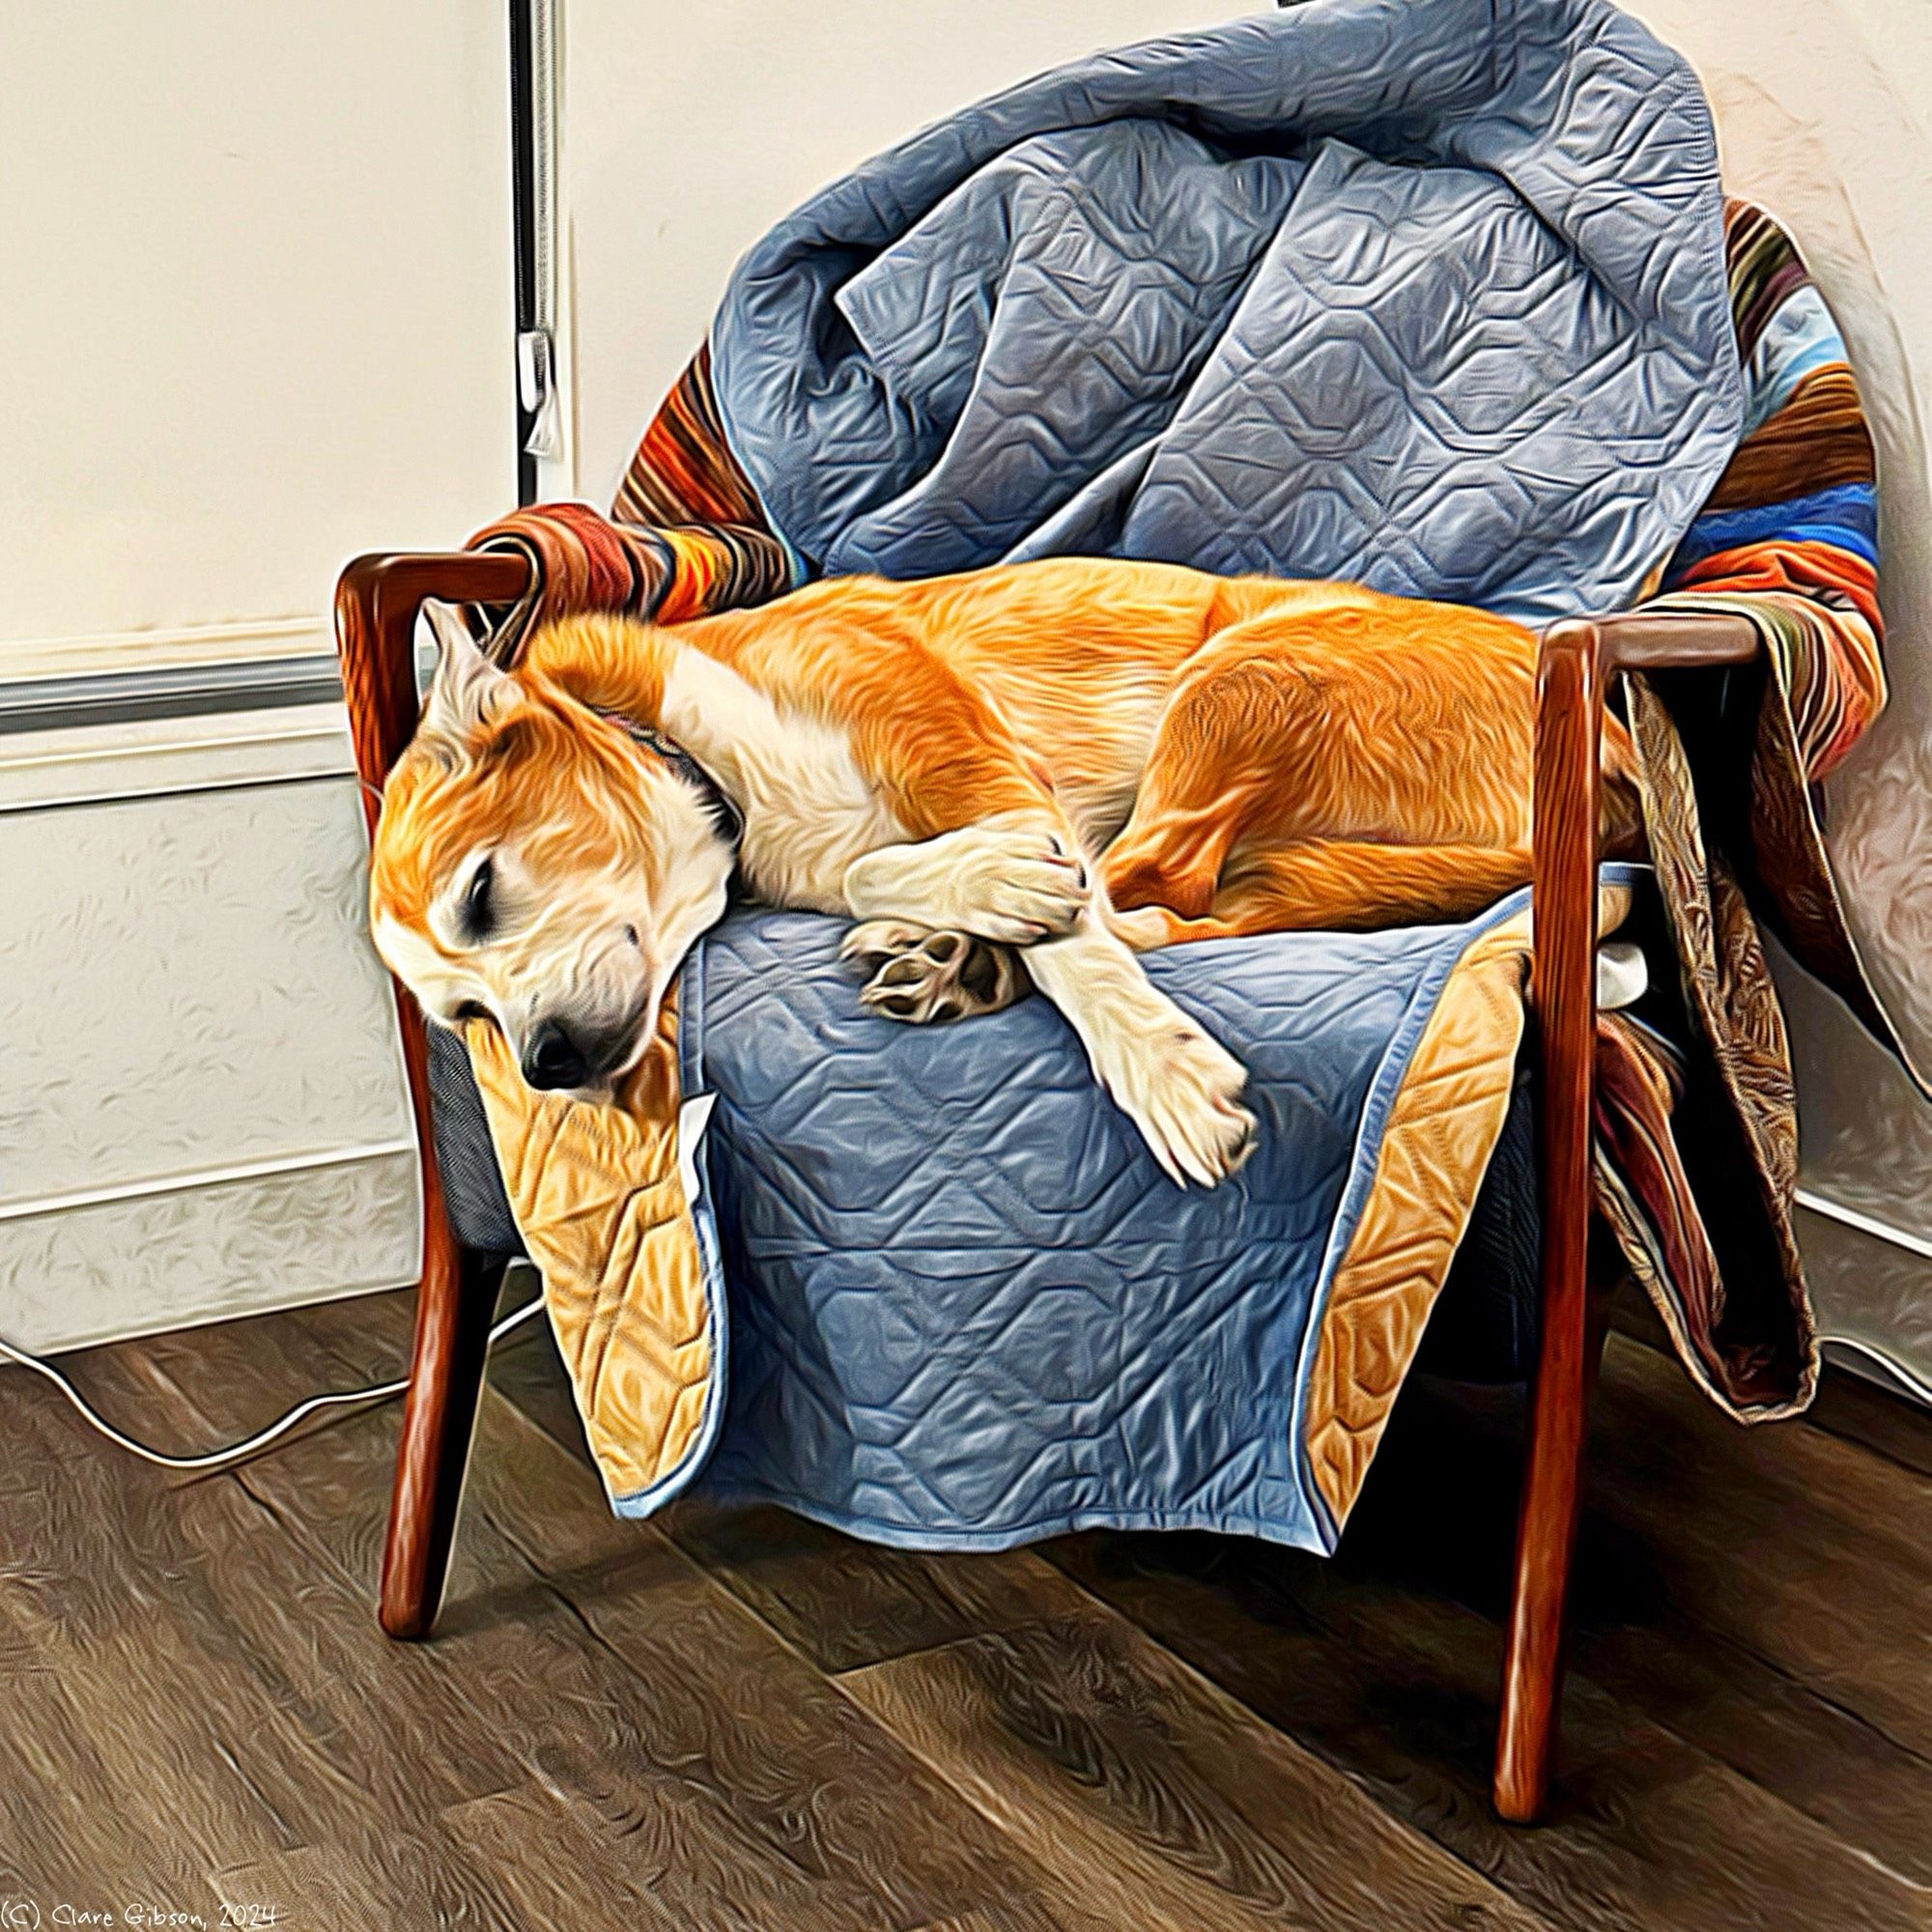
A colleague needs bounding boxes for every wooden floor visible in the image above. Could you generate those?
[3,1279,1930,1932]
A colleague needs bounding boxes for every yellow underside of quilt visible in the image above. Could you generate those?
[462,991,709,1500]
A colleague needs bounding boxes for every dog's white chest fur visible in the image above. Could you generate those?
[659,646,902,912]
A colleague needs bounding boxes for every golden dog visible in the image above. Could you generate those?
[370,557,1632,1186]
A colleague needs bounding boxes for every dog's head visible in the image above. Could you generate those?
[368,605,734,1099]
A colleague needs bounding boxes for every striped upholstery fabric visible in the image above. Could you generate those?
[1598,199,1925,1414]
[462,345,802,665]
[1647,200,1886,783]
[612,342,770,531]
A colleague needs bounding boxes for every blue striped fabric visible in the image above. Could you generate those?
[1665,481,1879,578]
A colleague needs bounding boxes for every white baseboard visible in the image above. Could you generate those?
[0,700,357,812]
[0,1145,422,1356]
[1795,1202,1932,1410]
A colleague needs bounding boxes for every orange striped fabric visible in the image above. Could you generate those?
[1649,201,1887,782]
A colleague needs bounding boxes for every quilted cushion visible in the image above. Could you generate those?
[674,896,1548,1549]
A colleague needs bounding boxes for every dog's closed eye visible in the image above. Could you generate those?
[460,857,497,941]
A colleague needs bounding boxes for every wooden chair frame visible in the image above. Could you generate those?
[335,550,1756,1824]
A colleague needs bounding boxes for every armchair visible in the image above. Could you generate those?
[335,550,1755,1823]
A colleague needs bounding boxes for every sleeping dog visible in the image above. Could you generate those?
[369,557,1635,1187]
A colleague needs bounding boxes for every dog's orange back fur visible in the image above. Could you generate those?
[491,557,1631,936]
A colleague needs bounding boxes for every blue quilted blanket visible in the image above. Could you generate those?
[652,883,1603,1552]
[714,0,1742,623]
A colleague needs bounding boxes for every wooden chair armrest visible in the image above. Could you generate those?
[1530,604,1757,1102]
[1573,607,1761,675]
[333,550,535,837]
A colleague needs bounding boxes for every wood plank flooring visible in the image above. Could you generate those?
[2,1273,1928,1931]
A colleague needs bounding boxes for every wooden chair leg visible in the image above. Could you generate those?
[1492,611,1758,1820]
[335,551,534,1641]
[377,997,507,1639]
[1494,619,1603,1824]
[1493,1252,1607,1820]
[379,1236,506,1636]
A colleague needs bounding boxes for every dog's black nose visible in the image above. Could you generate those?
[522,1019,590,1091]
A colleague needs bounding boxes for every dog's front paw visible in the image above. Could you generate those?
[1110,1019,1257,1188]
[958,824,1091,943]
[842,920,1029,1023]
[845,822,1089,945]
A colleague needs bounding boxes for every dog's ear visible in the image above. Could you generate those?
[419,601,517,745]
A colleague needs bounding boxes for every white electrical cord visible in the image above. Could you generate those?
[0,1294,547,1472]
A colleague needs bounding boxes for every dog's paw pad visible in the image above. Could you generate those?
[841,918,936,973]
[851,925,1029,1025]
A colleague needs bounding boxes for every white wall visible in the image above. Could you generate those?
[0,5,517,1350]
[550,1,1269,507]
[0,3,516,659]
